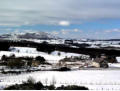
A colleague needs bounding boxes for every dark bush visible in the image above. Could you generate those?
[0,41,10,51]
[4,84,20,90]
[9,54,15,58]
[4,78,88,90]
[56,85,88,90]
[5,84,88,90]
[35,56,46,63]
[27,60,32,67]
[100,60,108,68]
[34,81,44,90]
[57,67,71,71]
[1,55,7,61]
[37,43,55,54]
[7,58,25,69]
[47,85,55,90]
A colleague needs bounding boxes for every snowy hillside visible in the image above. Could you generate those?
[0,32,58,40]
[0,47,84,63]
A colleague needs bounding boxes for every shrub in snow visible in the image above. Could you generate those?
[37,43,55,54]
[56,85,88,90]
[27,60,32,67]
[4,77,88,90]
[34,81,44,90]
[25,76,36,84]
[99,60,109,68]
[35,56,46,64]
[106,56,117,63]
[57,67,71,71]
[57,52,61,56]
[9,54,15,58]
[1,55,7,61]
[19,57,34,61]
[47,85,55,90]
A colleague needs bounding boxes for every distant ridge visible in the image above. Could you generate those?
[89,39,120,41]
[0,32,59,40]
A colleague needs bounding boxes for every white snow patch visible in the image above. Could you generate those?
[108,63,120,68]
[116,57,120,63]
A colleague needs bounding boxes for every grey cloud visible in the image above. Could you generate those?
[0,0,120,26]
[104,28,120,33]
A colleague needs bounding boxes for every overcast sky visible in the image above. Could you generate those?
[0,0,120,39]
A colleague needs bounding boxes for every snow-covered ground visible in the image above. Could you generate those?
[0,51,62,64]
[108,57,120,68]
[0,46,120,90]
[76,40,120,48]
[0,70,120,90]
[0,47,85,64]
[9,47,37,53]
[110,45,120,48]
[51,51,89,58]
[9,47,85,58]
[0,47,62,63]
[109,63,120,68]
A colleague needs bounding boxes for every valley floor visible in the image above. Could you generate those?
[0,70,120,90]
[0,47,120,90]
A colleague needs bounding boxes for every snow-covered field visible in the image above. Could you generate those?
[0,46,120,90]
[109,63,120,68]
[0,46,118,64]
[0,70,120,90]
[77,40,120,48]
[0,51,63,64]
[0,47,85,64]
[51,51,88,58]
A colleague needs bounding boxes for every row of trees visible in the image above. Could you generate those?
[0,40,55,54]
[4,77,88,90]
[0,40,119,63]
[0,55,46,69]
[0,41,10,51]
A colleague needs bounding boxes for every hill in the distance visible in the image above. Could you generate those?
[0,32,58,40]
